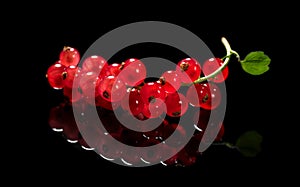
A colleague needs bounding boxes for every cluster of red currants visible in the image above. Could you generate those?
[46,46,228,166]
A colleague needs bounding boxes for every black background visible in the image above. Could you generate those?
[15,3,282,185]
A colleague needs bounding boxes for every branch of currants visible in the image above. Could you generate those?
[46,36,271,166]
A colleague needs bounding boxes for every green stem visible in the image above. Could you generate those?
[192,37,239,84]
[212,142,239,150]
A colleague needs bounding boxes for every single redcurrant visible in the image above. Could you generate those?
[119,58,147,86]
[139,81,167,118]
[62,65,80,88]
[98,75,127,102]
[59,46,80,67]
[46,62,67,89]
[159,70,181,93]
[100,62,122,77]
[139,81,166,104]
[186,82,221,110]
[203,57,228,83]
[176,58,201,83]
[82,55,107,73]
[165,92,188,117]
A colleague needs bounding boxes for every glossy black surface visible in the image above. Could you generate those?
[21,6,279,185]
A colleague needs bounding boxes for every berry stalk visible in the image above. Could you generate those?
[193,37,239,84]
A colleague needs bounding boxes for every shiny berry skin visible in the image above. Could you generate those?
[165,92,188,117]
[121,88,145,116]
[139,140,166,164]
[203,57,229,83]
[48,104,65,131]
[63,65,80,88]
[46,62,66,89]
[176,138,199,166]
[100,63,122,77]
[98,75,126,102]
[128,88,145,116]
[120,88,131,111]
[79,70,99,99]
[96,133,123,160]
[119,58,147,86]
[94,94,120,110]
[159,70,181,93]
[142,98,166,119]
[139,81,167,118]
[63,86,82,103]
[59,46,80,67]
[186,82,221,110]
[82,55,107,73]
[139,82,166,104]
[176,58,201,83]
[193,108,211,131]
[62,115,80,142]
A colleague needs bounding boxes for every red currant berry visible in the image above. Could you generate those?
[63,86,82,103]
[62,116,80,142]
[63,65,80,88]
[77,121,105,149]
[159,70,181,93]
[94,94,120,110]
[119,58,147,86]
[142,98,166,119]
[59,46,80,67]
[82,55,107,73]
[176,58,201,83]
[139,82,166,104]
[51,104,80,142]
[203,57,228,83]
[48,104,65,131]
[79,70,99,99]
[139,140,164,164]
[100,63,122,77]
[128,88,145,116]
[120,148,141,165]
[96,133,123,160]
[139,81,167,118]
[162,152,178,166]
[98,75,126,102]
[193,108,211,131]
[165,92,188,117]
[176,142,198,166]
[46,62,67,89]
[120,88,131,111]
[186,82,221,110]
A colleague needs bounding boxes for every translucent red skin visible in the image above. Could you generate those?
[160,70,181,93]
[59,46,80,67]
[186,82,221,110]
[165,92,188,117]
[47,46,229,167]
[176,58,201,83]
[203,57,229,83]
[119,58,147,86]
[46,62,66,89]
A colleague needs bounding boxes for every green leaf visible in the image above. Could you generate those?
[240,51,271,75]
[235,130,263,157]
